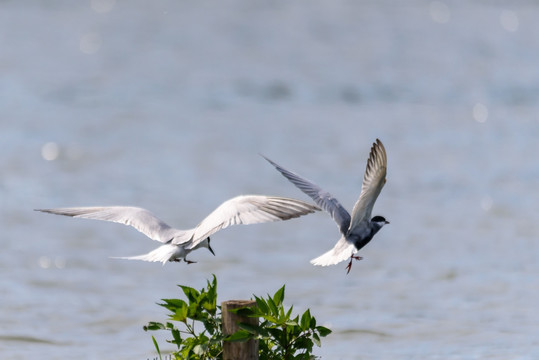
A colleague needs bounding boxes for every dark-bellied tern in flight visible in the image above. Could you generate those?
[263,139,388,273]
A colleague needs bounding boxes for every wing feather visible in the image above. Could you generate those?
[348,139,387,232]
[35,206,184,243]
[185,195,319,248]
[262,156,351,235]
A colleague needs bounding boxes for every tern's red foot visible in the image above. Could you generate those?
[346,260,353,274]
[185,259,197,265]
[345,255,363,274]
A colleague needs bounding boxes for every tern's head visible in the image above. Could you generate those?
[191,237,215,255]
[371,215,389,227]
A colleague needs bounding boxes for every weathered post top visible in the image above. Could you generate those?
[221,300,259,360]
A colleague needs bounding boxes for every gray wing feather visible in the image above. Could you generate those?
[348,139,387,232]
[262,156,351,235]
[35,206,185,243]
[185,195,319,248]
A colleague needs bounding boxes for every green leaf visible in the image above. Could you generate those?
[285,320,299,327]
[207,275,217,299]
[187,302,204,320]
[272,285,285,306]
[255,296,269,314]
[267,327,285,344]
[144,321,166,331]
[231,307,255,318]
[201,297,217,314]
[285,305,294,320]
[238,322,260,334]
[260,313,278,323]
[179,338,194,358]
[225,329,253,342]
[300,309,311,331]
[179,285,200,303]
[295,336,313,351]
[267,297,279,318]
[309,316,317,329]
[313,332,321,347]
[169,302,188,323]
[160,299,188,313]
[171,328,182,347]
[151,335,162,360]
[202,318,217,335]
[316,326,332,337]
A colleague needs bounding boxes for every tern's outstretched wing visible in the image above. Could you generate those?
[185,195,319,248]
[35,206,185,243]
[263,156,351,235]
[348,139,387,232]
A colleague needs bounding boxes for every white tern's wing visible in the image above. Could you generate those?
[185,195,319,248]
[36,206,184,243]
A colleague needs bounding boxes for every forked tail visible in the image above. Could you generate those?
[111,244,182,266]
[310,238,357,266]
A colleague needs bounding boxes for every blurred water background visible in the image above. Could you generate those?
[1,0,539,359]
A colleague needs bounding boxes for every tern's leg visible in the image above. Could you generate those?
[345,254,363,274]
[184,258,197,265]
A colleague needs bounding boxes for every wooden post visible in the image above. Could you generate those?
[221,300,259,360]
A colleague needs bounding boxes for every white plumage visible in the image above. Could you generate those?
[37,195,319,265]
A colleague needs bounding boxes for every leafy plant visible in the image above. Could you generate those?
[144,275,223,360]
[230,285,332,360]
[145,275,331,360]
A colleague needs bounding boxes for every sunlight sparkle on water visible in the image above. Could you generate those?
[473,103,488,123]
[481,196,493,212]
[38,256,52,269]
[41,142,60,161]
[79,32,102,54]
[500,10,519,32]
[38,256,66,269]
[91,0,116,13]
[429,1,451,24]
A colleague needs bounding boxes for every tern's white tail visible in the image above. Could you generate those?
[310,237,357,266]
[111,244,184,265]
